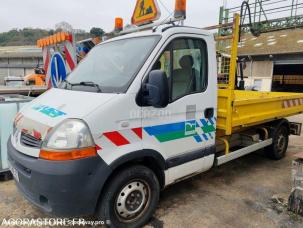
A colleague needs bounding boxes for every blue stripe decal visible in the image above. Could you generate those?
[200,119,209,127]
[208,118,214,125]
[208,133,214,139]
[144,122,185,136]
[194,135,202,142]
[202,134,209,140]
[196,121,201,128]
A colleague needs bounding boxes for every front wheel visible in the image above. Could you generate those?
[97,165,160,228]
[265,124,289,160]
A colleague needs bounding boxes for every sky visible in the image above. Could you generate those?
[0,0,231,33]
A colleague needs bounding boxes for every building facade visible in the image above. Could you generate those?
[0,46,43,85]
[238,29,303,92]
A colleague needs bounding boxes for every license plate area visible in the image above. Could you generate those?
[8,162,19,183]
[290,122,302,136]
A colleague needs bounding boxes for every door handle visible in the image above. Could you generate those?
[120,121,130,128]
[204,108,214,119]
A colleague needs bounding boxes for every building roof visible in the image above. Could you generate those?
[0,46,42,58]
[237,28,303,56]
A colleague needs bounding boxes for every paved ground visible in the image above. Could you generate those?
[1,115,303,227]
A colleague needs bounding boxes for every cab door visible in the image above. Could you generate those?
[142,34,217,183]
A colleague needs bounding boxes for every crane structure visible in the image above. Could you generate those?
[219,0,303,35]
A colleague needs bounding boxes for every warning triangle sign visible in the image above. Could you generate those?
[132,0,161,26]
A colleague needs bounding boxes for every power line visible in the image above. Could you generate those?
[158,0,173,15]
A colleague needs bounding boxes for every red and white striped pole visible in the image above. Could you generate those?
[42,47,52,89]
[64,33,77,74]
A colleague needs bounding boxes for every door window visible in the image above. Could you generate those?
[152,38,208,102]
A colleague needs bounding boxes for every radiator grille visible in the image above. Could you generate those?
[20,132,42,148]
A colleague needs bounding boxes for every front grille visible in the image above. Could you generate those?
[20,132,42,148]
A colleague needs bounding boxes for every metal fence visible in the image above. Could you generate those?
[221,0,303,34]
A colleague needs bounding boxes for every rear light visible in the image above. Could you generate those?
[39,146,97,161]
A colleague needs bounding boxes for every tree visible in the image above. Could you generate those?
[0,28,91,46]
[90,27,105,38]
[55,21,73,32]
[48,29,55,35]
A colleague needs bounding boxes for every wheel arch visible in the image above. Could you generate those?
[94,149,166,213]
[110,149,166,187]
[269,118,290,135]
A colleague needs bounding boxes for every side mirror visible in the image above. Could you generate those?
[143,70,169,108]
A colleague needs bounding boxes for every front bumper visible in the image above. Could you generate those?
[7,137,111,217]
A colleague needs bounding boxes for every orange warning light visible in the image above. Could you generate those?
[115,18,124,32]
[175,0,186,19]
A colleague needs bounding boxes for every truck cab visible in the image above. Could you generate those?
[7,24,298,227]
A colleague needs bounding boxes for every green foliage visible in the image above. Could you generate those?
[0,28,92,46]
[90,27,105,37]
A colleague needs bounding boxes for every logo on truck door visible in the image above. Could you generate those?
[185,120,196,136]
[144,117,216,143]
[98,118,216,150]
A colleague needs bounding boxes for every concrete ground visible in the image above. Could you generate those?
[1,116,303,228]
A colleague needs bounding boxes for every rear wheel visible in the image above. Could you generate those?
[265,124,289,160]
[97,165,160,228]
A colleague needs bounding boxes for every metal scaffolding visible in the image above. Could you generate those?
[219,0,303,35]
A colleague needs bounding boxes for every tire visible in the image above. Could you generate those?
[97,165,160,228]
[265,124,289,160]
[0,171,12,181]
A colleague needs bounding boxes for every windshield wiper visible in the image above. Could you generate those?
[79,81,102,93]
[62,80,102,93]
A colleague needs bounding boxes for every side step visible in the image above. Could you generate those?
[216,139,273,166]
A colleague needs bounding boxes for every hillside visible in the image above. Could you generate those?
[0,28,91,46]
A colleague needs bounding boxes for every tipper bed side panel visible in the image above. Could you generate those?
[217,90,303,135]
[232,90,303,128]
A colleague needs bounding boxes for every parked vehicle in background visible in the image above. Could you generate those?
[76,38,96,61]
[24,65,46,86]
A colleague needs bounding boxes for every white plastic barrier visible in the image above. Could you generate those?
[0,95,32,173]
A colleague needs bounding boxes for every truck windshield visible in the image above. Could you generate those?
[63,36,160,93]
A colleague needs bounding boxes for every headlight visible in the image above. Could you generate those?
[42,119,95,150]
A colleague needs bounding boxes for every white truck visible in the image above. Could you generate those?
[7,18,303,227]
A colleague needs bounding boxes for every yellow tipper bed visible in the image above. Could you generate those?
[213,14,303,136]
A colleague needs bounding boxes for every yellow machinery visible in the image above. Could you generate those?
[206,14,303,136]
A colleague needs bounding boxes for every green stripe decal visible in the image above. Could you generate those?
[155,131,197,143]
[201,125,216,134]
